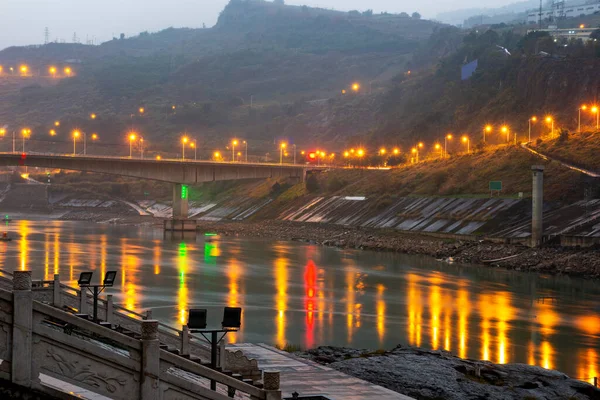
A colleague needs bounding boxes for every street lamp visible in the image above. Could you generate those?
[545,116,554,138]
[280,142,287,164]
[501,126,509,143]
[49,66,57,77]
[90,113,97,120]
[190,140,197,161]
[592,106,599,130]
[49,129,56,136]
[352,83,360,92]
[232,140,239,162]
[434,143,442,158]
[393,148,400,156]
[73,130,81,155]
[411,147,418,163]
[484,125,492,143]
[129,133,137,158]
[139,107,145,115]
[529,117,537,143]
[243,140,248,162]
[21,129,31,153]
[213,151,221,161]
[64,67,72,76]
[444,134,452,158]
[182,136,189,160]
[579,106,587,133]
[90,133,98,155]
[462,135,470,153]
[54,121,60,127]
[140,137,144,159]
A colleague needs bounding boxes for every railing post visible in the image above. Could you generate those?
[12,271,33,388]
[144,309,153,320]
[180,325,190,357]
[79,288,88,315]
[140,320,160,400]
[52,274,62,308]
[263,371,282,400]
[106,295,114,324]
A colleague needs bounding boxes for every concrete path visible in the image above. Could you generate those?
[521,144,600,177]
[229,343,413,400]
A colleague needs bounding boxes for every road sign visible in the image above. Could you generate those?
[489,181,502,191]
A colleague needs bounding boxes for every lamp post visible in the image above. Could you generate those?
[293,144,297,164]
[232,140,238,162]
[182,136,188,160]
[280,143,287,164]
[191,140,197,161]
[545,116,554,138]
[411,147,418,163]
[529,117,537,143]
[501,126,509,143]
[592,106,599,130]
[73,130,80,155]
[444,134,453,158]
[91,133,98,155]
[140,137,144,159]
[21,129,30,153]
[462,136,470,153]
[129,133,136,158]
[435,143,442,159]
[579,106,587,133]
[243,140,248,162]
[484,125,492,143]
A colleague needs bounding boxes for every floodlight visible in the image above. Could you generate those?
[103,271,117,287]
[78,272,93,286]
[222,307,242,330]
[188,309,208,330]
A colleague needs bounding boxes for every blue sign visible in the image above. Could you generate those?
[461,59,478,81]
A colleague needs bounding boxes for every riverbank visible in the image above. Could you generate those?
[196,220,600,279]
[294,346,600,400]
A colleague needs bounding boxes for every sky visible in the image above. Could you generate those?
[0,0,516,51]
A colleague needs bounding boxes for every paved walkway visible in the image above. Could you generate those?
[228,343,413,400]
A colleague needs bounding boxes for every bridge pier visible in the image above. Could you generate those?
[173,183,189,219]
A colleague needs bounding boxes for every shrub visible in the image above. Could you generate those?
[306,174,320,193]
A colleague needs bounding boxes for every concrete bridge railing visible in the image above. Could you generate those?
[0,271,282,400]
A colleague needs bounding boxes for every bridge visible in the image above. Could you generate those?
[0,153,326,219]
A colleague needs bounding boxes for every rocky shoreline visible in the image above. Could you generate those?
[294,346,600,400]
[196,220,600,279]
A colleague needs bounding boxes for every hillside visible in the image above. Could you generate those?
[0,0,441,158]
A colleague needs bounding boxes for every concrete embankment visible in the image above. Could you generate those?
[295,346,600,400]
[196,220,600,279]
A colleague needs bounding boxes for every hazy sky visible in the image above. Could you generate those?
[0,0,515,51]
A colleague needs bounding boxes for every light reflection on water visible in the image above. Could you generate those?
[1,220,599,383]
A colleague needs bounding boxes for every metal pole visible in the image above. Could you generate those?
[232,144,235,162]
[578,109,581,133]
[12,131,15,153]
[84,133,87,155]
[23,135,26,153]
[93,286,99,322]
[194,141,197,161]
[529,119,532,142]
[280,148,283,165]
[293,145,296,164]
[444,138,447,158]
[182,142,185,160]
[597,112,599,130]
[245,142,248,162]
[140,139,143,159]
[483,129,486,143]
[210,331,218,390]
[468,139,470,153]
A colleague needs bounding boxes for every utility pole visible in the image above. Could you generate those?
[44,27,50,45]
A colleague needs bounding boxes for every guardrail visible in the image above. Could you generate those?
[0,270,281,400]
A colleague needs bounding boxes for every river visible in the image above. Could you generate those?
[0,219,599,383]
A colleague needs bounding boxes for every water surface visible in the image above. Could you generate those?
[1,219,599,383]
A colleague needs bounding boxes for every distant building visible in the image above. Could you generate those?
[527,1,600,24]
[527,27,597,41]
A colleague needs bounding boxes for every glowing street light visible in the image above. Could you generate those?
[64,67,72,76]
[232,139,239,162]
[411,147,419,163]
[73,130,81,155]
[393,148,400,155]
[90,113,97,120]
[444,134,453,158]
[379,148,386,156]
[592,106,599,130]
[21,129,31,152]
[213,151,221,161]
[182,136,189,160]
[49,129,56,136]
[139,107,145,115]
[190,140,197,161]
[280,142,287,165]
[19,65,28,75]
[462,135,470,153]
[243,140,248,163]
[484,125,492,143]
[91,133,98,140]
[156,155,162,161]
[527,117,537,143]
[54,121,60,127]
[545,116,554,137]
[129,133,137,158]
[344,151,350,157]
[352,83,360,92]
[49,66,57,77]
[434,143,442,158]
[501,126,509,142]
[357,148,365,157]
[0,128,5,136]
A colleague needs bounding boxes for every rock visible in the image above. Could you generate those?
[298,346,600,400]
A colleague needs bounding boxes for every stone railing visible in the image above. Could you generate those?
[0,270,261,380]
[0,271,281,400]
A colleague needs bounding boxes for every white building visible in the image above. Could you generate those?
[527,27,598,41]
[527,2,600,24]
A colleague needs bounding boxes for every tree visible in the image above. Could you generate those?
[399,12,409,17]
[412,12,421,19]
[362,9,373,17]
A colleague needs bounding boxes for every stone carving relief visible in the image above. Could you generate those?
[225,349,259,372]
[43,346,131,395]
